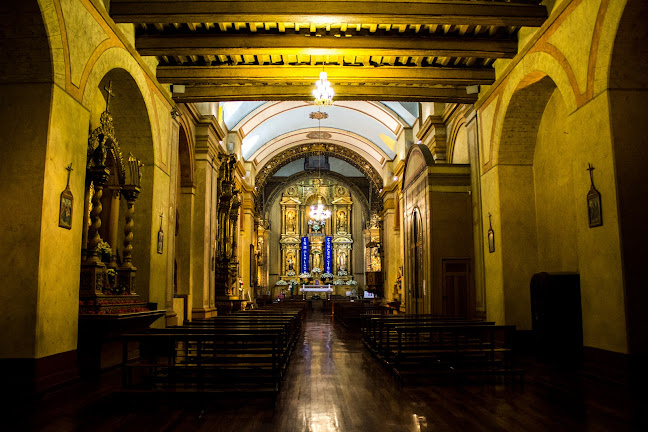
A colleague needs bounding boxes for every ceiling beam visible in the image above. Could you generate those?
[111,1,547,27]
[136,33,518,59]
[158,65,495,86]
[172,85,478,103]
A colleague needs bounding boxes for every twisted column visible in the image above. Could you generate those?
[121,187,140,268]
[85,168,109,263]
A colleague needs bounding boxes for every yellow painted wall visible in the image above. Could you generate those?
[0,84,52,358]
[477,0,631,352]
[534,90,578,272]
[36,85,90,358]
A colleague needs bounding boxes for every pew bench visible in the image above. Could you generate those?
[388,324,523,385]
[121,330,284,395]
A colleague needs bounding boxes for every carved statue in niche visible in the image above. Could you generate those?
[371,248,381,272]
[312,252,321,270]
[338,251,347,271]
[286,252,295,272]
[337,210,347,232]
[286,210,296,232]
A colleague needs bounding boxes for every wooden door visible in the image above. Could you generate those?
[442,259,470,318]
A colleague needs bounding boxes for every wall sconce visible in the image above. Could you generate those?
[170,107,181,119]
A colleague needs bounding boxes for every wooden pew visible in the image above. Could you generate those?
[333,302,395,328]
[121,330,283,394]
[120,304,305,395]
[388,324,522,385]
[362,316,491,361]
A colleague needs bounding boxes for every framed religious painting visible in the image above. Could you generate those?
[59,188,73,229]
[587,188,602,227]
[487,213,495,253]
[586,163,602,228]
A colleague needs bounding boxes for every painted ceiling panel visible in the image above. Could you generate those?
[241,104,398,160]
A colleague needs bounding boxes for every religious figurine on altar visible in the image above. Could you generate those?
[286,253,294,272]
[312,252,321,270]
[337,210,347,231]
[338,251,347,271]
[286,210,296,232]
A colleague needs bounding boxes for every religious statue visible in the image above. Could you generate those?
[286,253,294,272]
[338,251,347,271]
[371,248,381,272]
[337,210,347,231]
[312,252,321,270]
[286,211,296,232]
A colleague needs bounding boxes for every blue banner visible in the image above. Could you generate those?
[324,236,333,273]
[300,237,309,273]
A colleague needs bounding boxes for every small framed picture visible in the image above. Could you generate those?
[487,213,495,253]
[487,227,495,253]
[157,228,164,254]
[587,189,602,228]
[59,189,73,230]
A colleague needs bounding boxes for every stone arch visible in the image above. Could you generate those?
[484,50,578,169]
[493,72,575,331]
[82,47,163,167]
[448,117,468,164]
[498,73,558,165]
[264,170,371,219]
[36,0,66,87]
[255,143,383,211]
[178,121,195,186]
[607,0,648,368]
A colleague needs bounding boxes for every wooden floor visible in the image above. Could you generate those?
[6,310,646,432]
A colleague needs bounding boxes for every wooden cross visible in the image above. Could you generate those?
[587,163,595,186]
[65,163,73,188]
[104,81,115,112]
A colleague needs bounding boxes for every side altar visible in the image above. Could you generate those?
[77,84,164,375]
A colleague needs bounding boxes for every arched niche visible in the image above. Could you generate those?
[494,72,580,332]
[608,0,648,368]
[86,68,155,301]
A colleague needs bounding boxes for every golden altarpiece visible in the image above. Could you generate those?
[275,179,358,295]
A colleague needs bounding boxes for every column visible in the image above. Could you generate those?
[191,132,219,319]
[176,183,195,321]
[465,108,486,320]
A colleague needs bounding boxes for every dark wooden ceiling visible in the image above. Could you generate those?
[110,0,547,103]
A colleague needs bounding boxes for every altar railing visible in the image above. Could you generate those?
[300,284,333,300]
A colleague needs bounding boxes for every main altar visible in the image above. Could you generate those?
[276,179,357,294]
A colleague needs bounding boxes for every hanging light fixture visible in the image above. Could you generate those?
[313,70,334,106]
[309,203,331,221]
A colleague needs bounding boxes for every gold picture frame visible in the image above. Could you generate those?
[59,189,73,230]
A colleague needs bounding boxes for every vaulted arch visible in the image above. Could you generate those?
[255,143,383,212]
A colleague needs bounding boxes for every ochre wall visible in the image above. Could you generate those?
[36,85,90,358]
[0,84,52,358]
[477,0,631,353]
[534,90,578,272]
[0,0,177,360]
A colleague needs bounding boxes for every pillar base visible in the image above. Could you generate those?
[191,307,217,319]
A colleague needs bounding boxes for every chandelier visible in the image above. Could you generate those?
[309,203,331,222]
[312,71,334,106]
[308,203,330,233]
